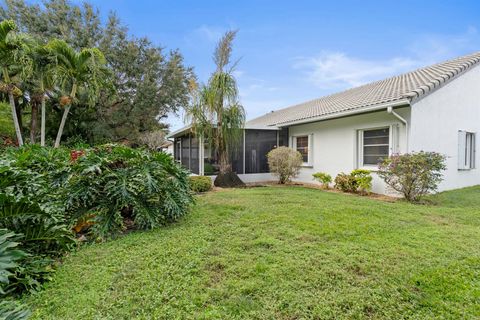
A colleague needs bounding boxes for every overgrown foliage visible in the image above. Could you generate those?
[0,230,31,319]
[267,147,303,184]
[0,300,30,320]
[378,151,446,202]
[312,172,332,188]
[0,144,193,302]
[334,169,372,194]
[0,229,26,294]
[189,176,212,193]
[0,146,75,296]
[67,144,193,239]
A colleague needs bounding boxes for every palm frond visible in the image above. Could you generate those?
[0,20,16,44]
[213,30,237,72]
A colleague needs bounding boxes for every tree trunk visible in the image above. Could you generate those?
[40,96,46,146]
[30,101,38,144]
[219,149,231,174]
[54,104,71,148]
[8,91,23,146]
[54,84,77,148]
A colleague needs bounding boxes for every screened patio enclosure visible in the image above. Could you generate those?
[172,128,288,176]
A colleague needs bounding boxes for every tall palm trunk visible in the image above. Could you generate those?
[54,104,71,148]
[30,100,38,143]
[40,96,46,146]
[4,68,23,146]
[54,83,76,148]
[8,91,23,146]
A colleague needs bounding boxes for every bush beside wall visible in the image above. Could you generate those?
[312,172,332,189]
[334,170,372,194]
[378,151,446,202]
[267,147,303,184]
[189,176,212,193]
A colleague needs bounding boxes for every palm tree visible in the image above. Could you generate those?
[0,20,29,146]
[48,39,106,148]
[185,31,245,184]
[29,43,55,146]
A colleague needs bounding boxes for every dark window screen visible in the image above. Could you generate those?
[190,137,199,174]
[181,136,190,169]
[363,128,389,165]
[203,142,219,175]
[245,130,277,173]
[230,142,244,174]
[278,128,289,147]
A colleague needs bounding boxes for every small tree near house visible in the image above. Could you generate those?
[377,151,446,202]
[267,147,303,184]
[185,30,246,187]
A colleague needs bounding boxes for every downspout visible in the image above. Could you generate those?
[387,106,409,152]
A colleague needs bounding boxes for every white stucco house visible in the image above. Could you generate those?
[168,52,479,195]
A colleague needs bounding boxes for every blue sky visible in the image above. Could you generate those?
[79,0,479,130]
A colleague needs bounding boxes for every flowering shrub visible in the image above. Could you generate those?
[267,147,303,184]
[312,172,332,188]
[69,149,85,162]
[377,152,446,202]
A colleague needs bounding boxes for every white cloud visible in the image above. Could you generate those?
[294,27,480,90]
[293,52,418,89]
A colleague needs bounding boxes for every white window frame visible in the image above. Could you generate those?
[458,131,476,170]
[291,134,313,167]
[357,126,395,169]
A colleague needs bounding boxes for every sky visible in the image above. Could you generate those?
[74,0,480,131]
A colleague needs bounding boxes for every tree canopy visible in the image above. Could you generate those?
[0,0,195,145]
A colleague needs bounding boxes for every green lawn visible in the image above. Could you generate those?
[27,186,480,319]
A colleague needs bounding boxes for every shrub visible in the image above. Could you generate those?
[267,147,303,184]
[0,229,26,295]
[189,176,212,193]
[334,173,357,192]
[0,230,31,319]
[334,169,373,194]
[0,144,194,297]
[204,162,216,175]
[0,146,76,296]
[312,172,332,188]
[378,151,446,202]
[351,169,372,194]
[0,301,30,320]
[67,144,193,239]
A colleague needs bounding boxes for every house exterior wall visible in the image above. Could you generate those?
[409,65,480,191]
[287,108,410,194]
